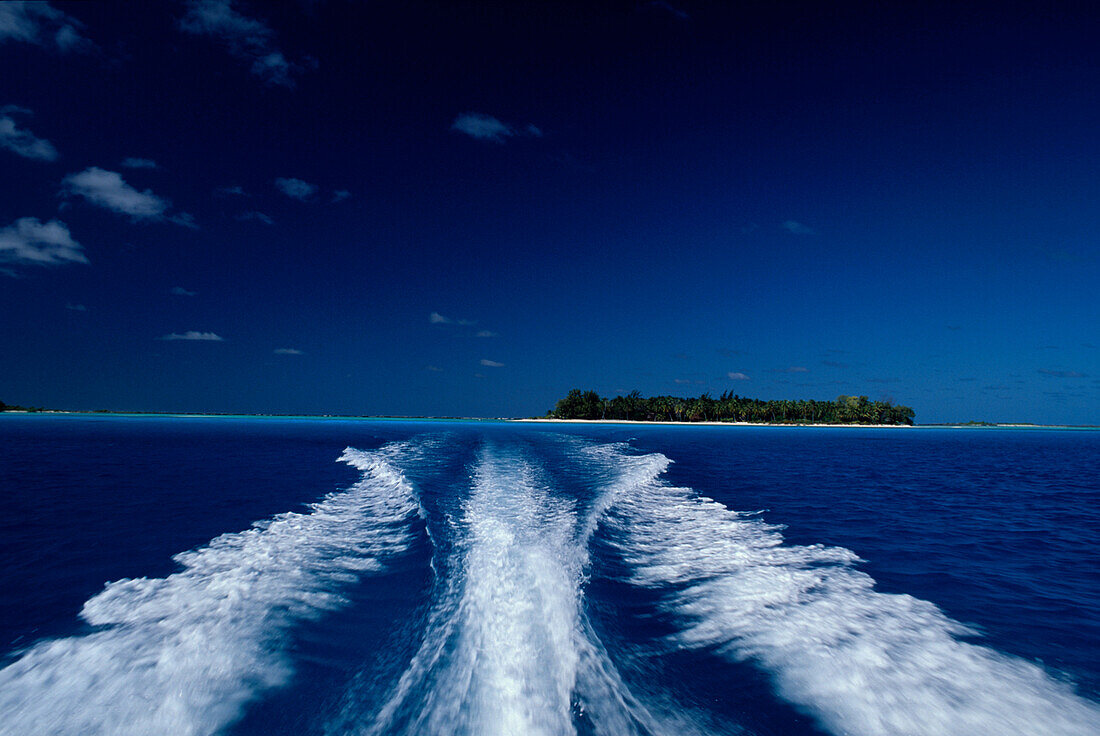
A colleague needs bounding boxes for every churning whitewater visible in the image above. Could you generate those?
[1,430,1097,736]
[0,444,424,736]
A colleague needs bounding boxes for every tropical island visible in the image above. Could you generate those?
[546,390,916,425]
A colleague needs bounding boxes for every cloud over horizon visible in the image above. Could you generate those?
[158,331,224,341]
[0,217,87,268]
[62,167,195,226]
[179,0,302,87]
[0,106,59,161]
[451,112,542,143]
[430,311,475,326]
[781,220,814,235]
[121,157,158,169]
[236,210,274,225]
[274,177,317,201]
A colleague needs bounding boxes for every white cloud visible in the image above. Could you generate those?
[179,0,301,87]
[214,184,248,197]
[274,177,317,201]
[66,303,87,311]
[781,220,814,235]
[476,330,498,338]
[62,167,194,225]
[430,311,476,326]
[170,286,197,296]
[0,108,59,161]
[273,347,302,355]
[0,217,87,267]
[158,331,224,341]
[728,371,751,380]
[168,212,199,229]
[480,359,504,367]
[451,112,542,143]
[452,113,511,142]
[236,210,274,225]
[121,157,158,169]
[0,2,91,52]
[332,189,351,203]
[425,365,443,372]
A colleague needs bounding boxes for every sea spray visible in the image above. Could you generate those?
[353,440,675,736]
[0,445,423,736]
[592,443,1100,736]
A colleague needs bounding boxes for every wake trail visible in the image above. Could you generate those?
[590,444,1100,736]
[0,444,424,736]
[352,440,678,736]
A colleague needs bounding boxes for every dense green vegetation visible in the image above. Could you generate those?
[548,390,915,425]
[0,399,43,412]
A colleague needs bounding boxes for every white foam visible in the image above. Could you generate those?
[0,446,422,736]
[594,445,1100,736]
[358,441,680,736]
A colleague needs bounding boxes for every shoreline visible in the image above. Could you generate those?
[1,411,1094,429]
[515,418,913,428]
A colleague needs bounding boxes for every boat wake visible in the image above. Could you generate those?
[590,443,1100,736]
[0,444,424,736]
[2,436,1096,736]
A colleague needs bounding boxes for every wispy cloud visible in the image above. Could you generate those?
[274,177,317,201]
[214,184,248,197]
[170,286,197,296]
[480,359,504,367]
[769,366,809,373]
[236,210,274,225]
[1038,369,1088,378]
[158,331,224,341]
[66,302,87,311]
[273,347,302,355]
[476,330,498,338]
[332,189,351,203]
[179,0,302,87]
[425,365,443,372]
[62,167,195,226]
[121,157,158,169]
[451,112,542,143]
[0,2,92,52]
[0,217,87,268]
[821,360,850,368]
[0,106,59,161]
[781,220,814,235]
[430,311,475,326]
[728,371,751,380]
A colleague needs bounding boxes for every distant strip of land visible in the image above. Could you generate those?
[545,389,916,425]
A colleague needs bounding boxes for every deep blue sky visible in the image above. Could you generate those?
[1,1,1097,422]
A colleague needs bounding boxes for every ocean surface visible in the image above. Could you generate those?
[0,415,1097,736]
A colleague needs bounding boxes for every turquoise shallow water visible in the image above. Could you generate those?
[0,415,1097,735]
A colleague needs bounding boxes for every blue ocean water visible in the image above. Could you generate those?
[0,415,1097,735]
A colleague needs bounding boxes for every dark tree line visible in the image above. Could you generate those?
[0,400,44,412]
[549,390,915,425]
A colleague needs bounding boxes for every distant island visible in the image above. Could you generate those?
[546,390,916,425]
[0,400,45,413]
